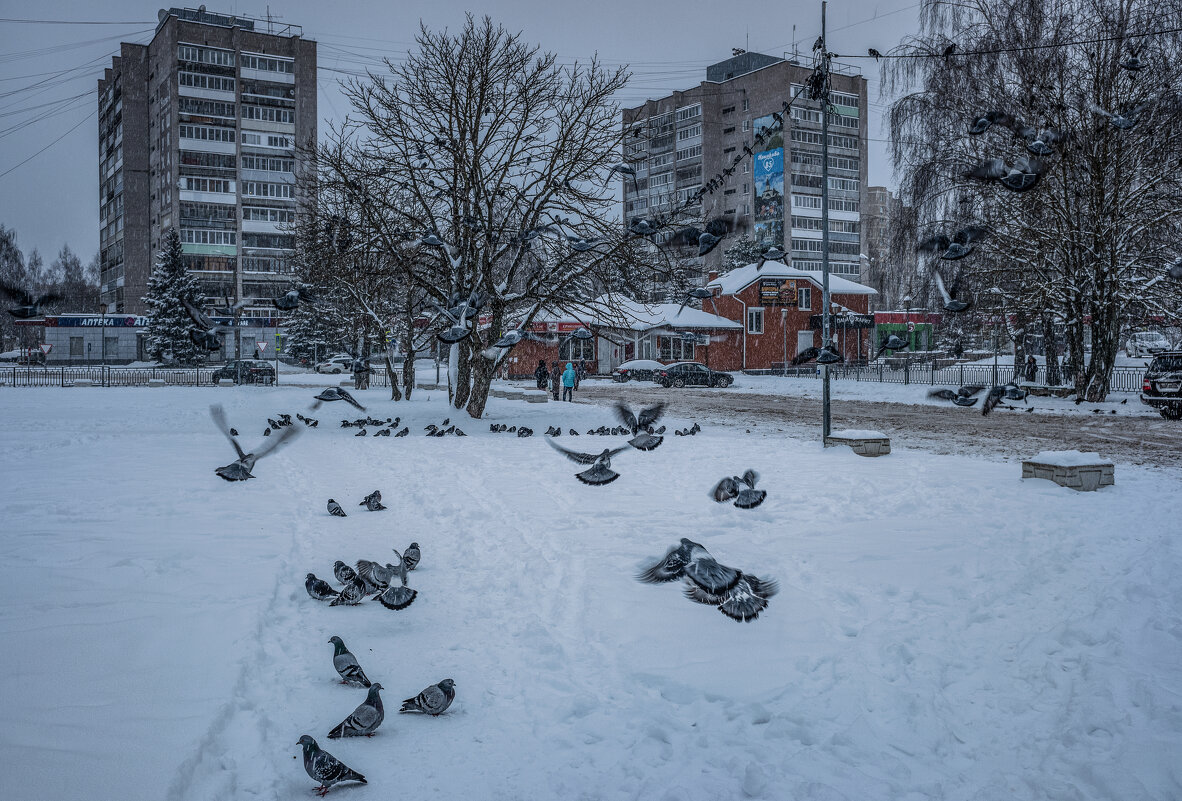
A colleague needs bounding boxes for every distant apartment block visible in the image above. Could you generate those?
[621,51,868,292]
[98,6,316,315]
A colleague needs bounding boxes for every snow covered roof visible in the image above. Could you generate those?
[707,263,877,297]
[531,294,742,331]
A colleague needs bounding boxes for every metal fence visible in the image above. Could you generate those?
[746,362,1146,393]
[0,366,218,388]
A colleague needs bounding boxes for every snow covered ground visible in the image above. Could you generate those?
[1,386,1180,800]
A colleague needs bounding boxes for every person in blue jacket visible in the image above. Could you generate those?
[561,362,577,401]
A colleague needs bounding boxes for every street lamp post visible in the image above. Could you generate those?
[902,295,911,385]
[99,302,108,368]
[781,307,788,376]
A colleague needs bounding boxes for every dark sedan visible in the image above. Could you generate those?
[656,362,734,389]
[1141,351,1182,420]
[213,359,276,385]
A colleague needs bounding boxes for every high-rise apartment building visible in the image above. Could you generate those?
[621,51,867,291]
[98,7,316,315]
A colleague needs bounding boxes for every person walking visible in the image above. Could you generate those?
[550,360,561,401]
[1024,354,1037,383]
[562,361,577,401]
[352,356,371,390]
[576,358,588,388]
[535,359,548,390]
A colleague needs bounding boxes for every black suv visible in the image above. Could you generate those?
[656,362,734,389]
[1141,351,1182,419]
[213,359,276,385]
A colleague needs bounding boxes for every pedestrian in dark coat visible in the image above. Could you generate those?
[550,360,561,400]
[534,359,548,390]
[576,359,588,389]
[353,356,371,390]
[1024,355,1037,383]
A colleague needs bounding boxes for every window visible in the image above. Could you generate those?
[676,144,702,161]
[243,206,296,223]
[241,155,295,172]
[648,172,673,189]
[657,337,695,361]
[675,104,701,122]
[179,124,234,143]
[181,176,234,194]
[792,194,822,210]
[180,150,236,169]
[649,153,673,170]
[178,44,234,66]
[178,98,235,118]
[721,105,735,115]
[742,119,751,131]
[677,123,701,141]
[242,181,294,199]
[747,308,764,334]
[797,287,812,310]
[241,105,294,124]
[792,238,823,253]
[242,232,294,249]
[178,72,235,92]
[180,229,237,245]
[723,126,736,135]
[240,53,294,74]
[724,188,736,195]
[560,338,594,361]
[742,98,750,111]
[829,176,859,192]
[792,173,821,188]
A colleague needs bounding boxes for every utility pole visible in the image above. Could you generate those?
[818,0,833,439]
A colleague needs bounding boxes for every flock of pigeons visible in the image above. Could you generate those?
[305,541,420,610]
[928,382,1030,415]
[296,633,454,795]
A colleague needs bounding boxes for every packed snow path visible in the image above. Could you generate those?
[579,381,1182,467]
[1,387,1180,800]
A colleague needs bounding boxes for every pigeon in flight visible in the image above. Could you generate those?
[328,683,385,739]
[372,549,417,610]
[628,217,660,237]
[209,404,298,481]
[871,334,910,361]
[1090,103,1148,130]
[710,470,767,509]
[966,156,1047,192]
[272,285,316,312]
[608,163,639,193]
[328,636,371,687]
[313,387,366,411]
[0,280,63,319]
[1023,128,1067,157]
[613,402,666,451]
[791,345,843,366]
[637,538,778,621]
[1168,257,1182,280]
[933,270,972,313]
[966,110,1016,136]
[327,499,347,517]
[360,490,386,511]
[1120,49,1144,72]
[981,385,1008,416]
[297,735,367,796]
[679,287,720,316]
[403,542,421,571]
[929,384,984,405]
[305,573,339,602]
[400,678,456,715]
[756,246,788,271]
[546,439,630,485]
[567,235,604,252]
[917,226,987,261]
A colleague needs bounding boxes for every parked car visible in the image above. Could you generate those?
[612,359,665,383]
[315,355,354,374]
[1126,331,1172,358]
[656,362,734,389]
[213,360,276,384]
[1140,351,1182,420]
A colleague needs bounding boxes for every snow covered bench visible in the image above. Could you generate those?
[1024,384,1076,399]
[824,429,891,457]
[501,388,525,401]
[147,378,166,387]
[71,379,94,387]
[1022,451,1114,492]
[522,389,548,403]
[217,379,235,387]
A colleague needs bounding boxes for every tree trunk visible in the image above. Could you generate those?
[1083,307,1119,402]
[384,344,402,401]
[465,351,496,419]
[401,344,415,400]
[453,340,472,409]
[1042,315,1061,386]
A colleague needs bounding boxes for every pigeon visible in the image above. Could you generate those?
[710,469,767,509]
[314,387,366,411]
[328,636,371,687]
[360,490,386,511]
[354,429,367,437]
[297,735,367,796]
[267,418,280,429]
[756,246,787,270]
[609,163,639,193]
[210,405,298,481]
[933,271,972,313]
[306,573,339,602]
[1090,102,1148,130]
[272,286,315,312]
[791,345,843,366]
[1166,257,1182,280]
[373,550,416,610]
[917,226,987,261]
[517,427,533,437]
[966,156,1046,191]
[638,538,778,622]
[613,401,666,451]
[546,439,629,485]
[678,287,720,316]
[545,425,561,437]
[871,334,910,361]
[628,217,660,237]
[328,684,385,739]
[333,560,358,585]
[868,47,882,60]
[1120,50,1143,72]
[355,560,396,594]
[966,110,1016,136]
[263,428,271,437]
[688,422,701,435]
[394,427,409,437]
[981,385,1007,416]
[569,429,578,436]
[928,388,958,401]
[229,428,238,436]
[567,235,604,252]
[0,280,63,319]
[403,542,421,571]
[1004,382,1028,402]
[400,678,456,715]
[1023,128,1066,156]
[330,577,366,606]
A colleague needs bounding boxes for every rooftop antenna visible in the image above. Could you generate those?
[792,25,798,61]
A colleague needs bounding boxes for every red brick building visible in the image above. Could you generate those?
[705,263,877,369]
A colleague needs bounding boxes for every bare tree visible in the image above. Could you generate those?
[885,0,1182,399]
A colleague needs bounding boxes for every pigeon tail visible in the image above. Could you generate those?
[734,489,767,509]
[375,585,417,610]
[575,465,620,485]
[627,433,663,452]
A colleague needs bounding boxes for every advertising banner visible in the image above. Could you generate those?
[752,114,784,250]
[759,278,797,307]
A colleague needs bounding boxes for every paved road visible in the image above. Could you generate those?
[576,383,1182,467]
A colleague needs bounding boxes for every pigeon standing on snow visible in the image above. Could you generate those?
[333,560,357,585]
[637,538,778,622]
[297,735,366,796]
[329,577,366,607]
[613,401,666,451]
[305,573,339,602]
[327,499,347,517]
[328,636,371,687]
[710,470,767,509]
[360,490,386,511]
[546,438,629,485]
[209,404,299,481]
[328,683,385,738]
[403,542,421,571]
[400,678,456,715]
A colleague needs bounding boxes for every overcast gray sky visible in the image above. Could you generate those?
[0,0,917,265]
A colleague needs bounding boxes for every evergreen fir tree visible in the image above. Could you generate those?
[141,229,206,364]
[283,284,346,364]
[721,235,766,273]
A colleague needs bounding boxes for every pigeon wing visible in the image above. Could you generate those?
[683,580,725,605]
[637,544,691,583]
[711,476,740,502]
[545,437,600,465]
[0,279,34,306]
[636,403,666,429]
[740,469,759,489]
[209,404,247,461]
[716,574,777,622]
[251,423,299,460]
[685,556,742,595]
[612,402,639,432]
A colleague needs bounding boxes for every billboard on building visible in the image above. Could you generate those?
[758,278,797,306]
[752,114,784,251]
